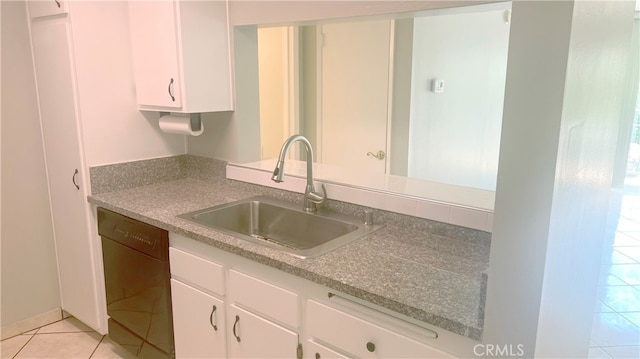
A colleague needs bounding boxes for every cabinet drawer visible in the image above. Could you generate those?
[169,247,224,296]
[306,300,453,358]
[229,270,298,328]
[306,339,350,359]
[28,0,68,19]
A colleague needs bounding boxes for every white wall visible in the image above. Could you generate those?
[407,6,510,190]
[484,1,635,357]
[187,26,261,163]
[1,0,61,328]
[69,1,185,167]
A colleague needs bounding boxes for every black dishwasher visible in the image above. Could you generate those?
[98,207,175,358]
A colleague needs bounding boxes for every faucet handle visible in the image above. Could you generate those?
[306,183,327,205]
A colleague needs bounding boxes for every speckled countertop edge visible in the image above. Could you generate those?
[88,156,490,340]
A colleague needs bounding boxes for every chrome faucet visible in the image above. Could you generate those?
[271,135,326,212]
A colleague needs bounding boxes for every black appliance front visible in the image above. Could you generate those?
[98,207,175,358]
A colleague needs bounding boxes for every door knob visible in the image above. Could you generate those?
[366,150,385,160]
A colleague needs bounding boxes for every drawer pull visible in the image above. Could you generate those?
[366,341,376,352]
[232,315,241,342]
[315,353,321,359]
[209,305,218,331]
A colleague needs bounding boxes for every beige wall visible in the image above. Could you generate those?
[1,0,61,328]
[258,27,288,159]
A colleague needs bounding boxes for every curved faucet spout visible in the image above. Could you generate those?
[271,135,326,212]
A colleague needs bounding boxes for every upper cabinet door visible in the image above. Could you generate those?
[128,0,233,113]
[128,1,182,109]
[28,0,68,19]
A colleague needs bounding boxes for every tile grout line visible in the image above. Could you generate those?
[618,313,640,330]
[11,333,36,359]
[88,335,108,359]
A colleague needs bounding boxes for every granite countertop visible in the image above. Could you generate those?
[88,158,490,340]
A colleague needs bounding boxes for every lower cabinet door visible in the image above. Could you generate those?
[227,304,299,358]
[171,279,226,358]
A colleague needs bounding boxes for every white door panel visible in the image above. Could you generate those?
[31,20,101,331]
[319,20,391,174]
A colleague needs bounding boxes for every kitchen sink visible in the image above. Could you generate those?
[178,196,383,258]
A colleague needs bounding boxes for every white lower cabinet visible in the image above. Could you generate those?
[170,279,226,358]
[227,304,299,358]
[169,233,467,359]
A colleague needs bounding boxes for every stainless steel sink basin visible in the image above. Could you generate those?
[178,196,383,258]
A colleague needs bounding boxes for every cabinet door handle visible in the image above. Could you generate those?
[366,341,376,352]
[168,78,176,102]
[72,169,80,190]
[209,305,218,331]
[54,0,61,8]
[232,315,241,342]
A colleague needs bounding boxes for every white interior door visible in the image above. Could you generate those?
[319,20,392,174]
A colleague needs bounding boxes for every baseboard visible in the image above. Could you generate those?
[1,308,63,340]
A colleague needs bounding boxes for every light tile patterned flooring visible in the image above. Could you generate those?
[589,191,640,359]
[0,317,132,359]
[2,195,640,359]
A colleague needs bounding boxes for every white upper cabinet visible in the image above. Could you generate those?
[28,0,68,19]
[128,0,233,113]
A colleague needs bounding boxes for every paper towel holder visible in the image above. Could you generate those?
[160,112,202,132]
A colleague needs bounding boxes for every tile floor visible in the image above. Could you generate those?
[2,195,640,359]
[589,189,640,359]
[0,317,133,359]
